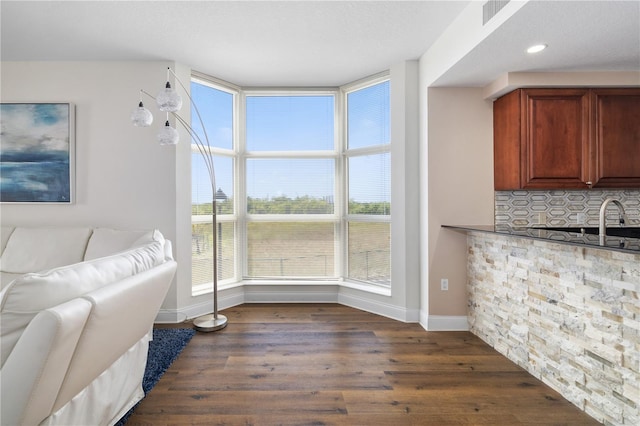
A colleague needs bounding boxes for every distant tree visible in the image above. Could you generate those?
[194,196,389,216]
[349,200,390,215]
[247,195,333,214]
[192,197,233,215]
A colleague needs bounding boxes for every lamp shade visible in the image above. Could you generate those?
[158,121,179,145]
[157,82,183,112]
[131,102,153,127]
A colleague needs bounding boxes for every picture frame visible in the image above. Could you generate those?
[0,103,75,203]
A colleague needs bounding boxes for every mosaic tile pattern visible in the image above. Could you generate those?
[467,232,640,426]
[496,190,640,227]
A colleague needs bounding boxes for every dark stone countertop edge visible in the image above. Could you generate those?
[442,224,640,255]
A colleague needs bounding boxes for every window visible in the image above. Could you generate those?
[191,77,238,293]
[191,75,391,292]
[245,94,337,279]
[345,80,391,285]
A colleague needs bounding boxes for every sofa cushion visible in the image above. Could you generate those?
[84,228,164,261]
[1,227,93,274]
[0,240,165,366]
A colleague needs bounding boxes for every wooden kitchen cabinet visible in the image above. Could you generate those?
[493,87,640,190]
[591,88,640,187]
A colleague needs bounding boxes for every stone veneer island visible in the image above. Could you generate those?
[446,226,639,426]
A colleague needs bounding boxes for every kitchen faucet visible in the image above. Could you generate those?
[599,198,628,244]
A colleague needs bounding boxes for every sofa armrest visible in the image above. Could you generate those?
[0,298,92,426]
[53,260,177,412]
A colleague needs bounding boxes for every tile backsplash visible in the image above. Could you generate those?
[495,189,640,227]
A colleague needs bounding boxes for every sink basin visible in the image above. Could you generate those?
[532,226,640,239]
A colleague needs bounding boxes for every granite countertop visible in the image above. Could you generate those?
[443,224,640,254]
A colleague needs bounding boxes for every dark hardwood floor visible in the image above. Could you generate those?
[125,304,600,425]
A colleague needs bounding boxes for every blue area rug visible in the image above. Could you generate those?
[115,328,196,425]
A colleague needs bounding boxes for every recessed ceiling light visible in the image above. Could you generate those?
[527,44,547,54]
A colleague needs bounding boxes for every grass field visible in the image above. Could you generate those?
[192,221,390,285]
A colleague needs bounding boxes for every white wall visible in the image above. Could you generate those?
[417,84,494,330]
[0,61,183,312]
[337,60,421,322]
[390,61,421,317]
[426,87,494,320]
[1,60,422,323]
[417,0,524,330]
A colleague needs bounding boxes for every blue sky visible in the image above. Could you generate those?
[190,81,390,206]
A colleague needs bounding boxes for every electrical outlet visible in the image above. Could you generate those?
[577,212,586,224]
[441,278,449,291]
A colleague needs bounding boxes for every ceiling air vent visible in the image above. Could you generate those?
[483,0,510,25]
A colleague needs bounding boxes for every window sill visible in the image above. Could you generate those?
[192,279,391,297]
[339,280,392,296]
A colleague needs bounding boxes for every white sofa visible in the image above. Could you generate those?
[0,226,177,426]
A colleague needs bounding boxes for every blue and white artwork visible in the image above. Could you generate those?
[0,103,74,203]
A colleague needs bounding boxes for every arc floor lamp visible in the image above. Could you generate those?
[131,67,228,332]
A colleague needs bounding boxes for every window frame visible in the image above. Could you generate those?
[190,74,392,294]
[342,74,392,288]
[190,74,241,296]
[241,89,342,281]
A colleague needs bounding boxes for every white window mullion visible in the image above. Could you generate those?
[335,89,347,280]
[237,91,248,279]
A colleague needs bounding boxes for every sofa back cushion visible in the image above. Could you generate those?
[0,240,165,366]
[1,227,93,274]
[0,226,15,256]
[84,228,164,261]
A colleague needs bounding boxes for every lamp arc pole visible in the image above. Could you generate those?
[132,67,228,332]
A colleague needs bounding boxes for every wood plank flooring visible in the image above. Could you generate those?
[125,304,600,425]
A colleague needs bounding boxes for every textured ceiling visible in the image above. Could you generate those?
[433,0,640,87]
[0,0,468,87]
[1,1,639,88]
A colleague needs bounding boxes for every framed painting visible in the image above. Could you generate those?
[0,103,75,203]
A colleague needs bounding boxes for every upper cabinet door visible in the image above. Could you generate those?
[591,88,640,188]
[494,87,640,190]
[520,89,591,189]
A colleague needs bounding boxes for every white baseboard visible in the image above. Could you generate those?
[419,313,469,331]
[156,284,339,323]
[243,284,339,304]
[156,285,461,329]
[338,292,420,323]
[155,287,245,323]
[154,310,186,323]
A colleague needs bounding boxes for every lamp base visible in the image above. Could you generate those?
[193,313,228,332]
